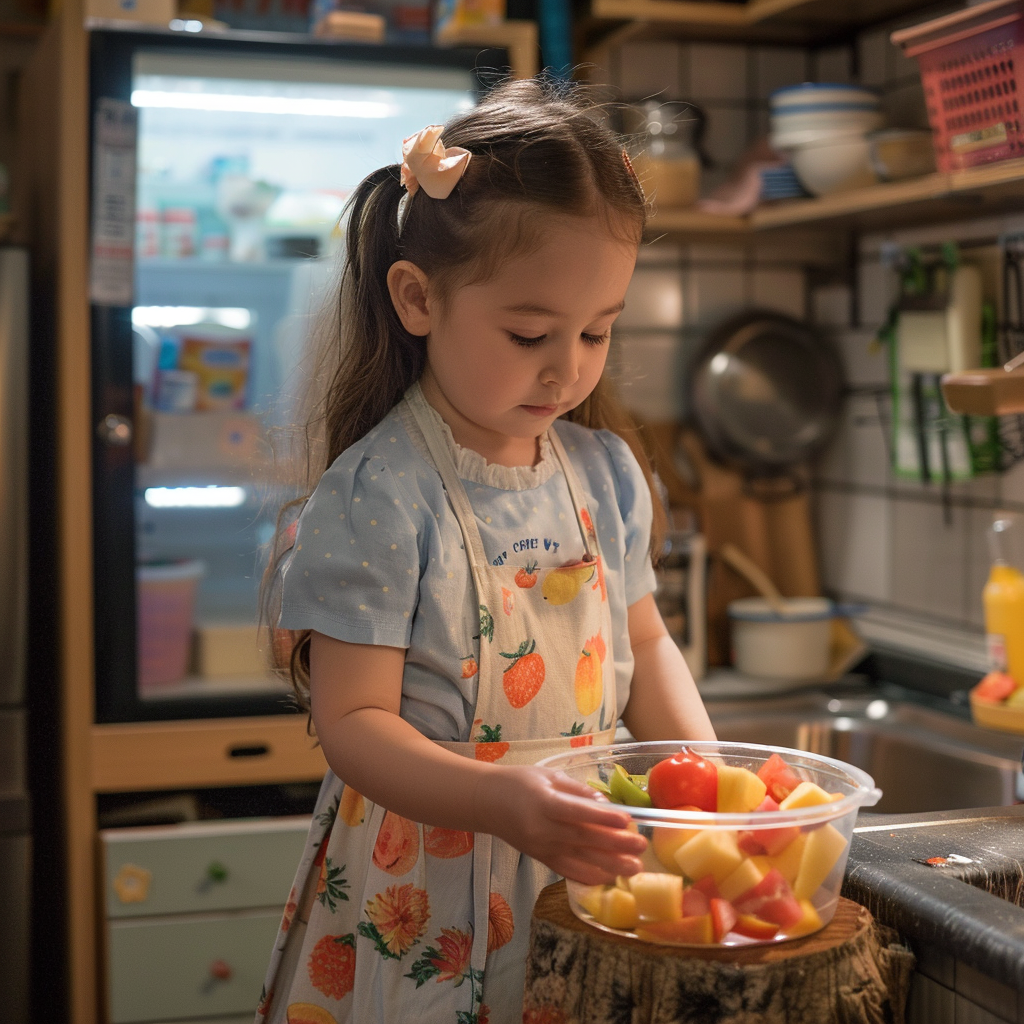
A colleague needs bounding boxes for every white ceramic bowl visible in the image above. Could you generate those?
[538,740,881,947]
[770,83,880,111]
[770,109,885,140]
[786,135,880,196]
[728,597,836,679]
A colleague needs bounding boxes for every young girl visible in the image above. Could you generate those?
[257,77,715,1024]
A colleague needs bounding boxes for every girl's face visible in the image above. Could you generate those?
[410,213,637,466]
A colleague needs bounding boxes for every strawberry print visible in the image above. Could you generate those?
[473,722,510,762]
[561,721,594,748]
[501,586,515,616]
[307,933,356,1000]
[514,561,538,588]
[499,638,545,708]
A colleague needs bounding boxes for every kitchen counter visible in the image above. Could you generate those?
[844,806,1024,994]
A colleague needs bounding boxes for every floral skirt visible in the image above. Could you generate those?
[257,772,555,1024]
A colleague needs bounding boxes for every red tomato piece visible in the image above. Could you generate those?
[733,868,803,928]
[738,796,801,857]
[974,671,1017,702]
[731,913,780,939]
[757,753,802,803]
[647,748,718,812]
[692,875,722,899]
[709,898,738,942]
[683,886,710,917]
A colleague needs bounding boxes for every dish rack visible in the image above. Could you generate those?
[892,0,1024,172]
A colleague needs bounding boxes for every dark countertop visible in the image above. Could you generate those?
[843,806,1024,990]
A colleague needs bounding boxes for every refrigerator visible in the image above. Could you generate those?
[0,246,30,1023]
[89,26,503,723]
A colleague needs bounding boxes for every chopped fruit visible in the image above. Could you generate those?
[647,748,718,812]
[692,875,722,899]
[651,809,702,873]
[636,914,714,945]
[682,885,710,917]
[674,829,743,883]
[737,796,800,856]
[593,886,640,930]
[716,765,768,813]
[783,898,823,938]
[609,764,653,808]
[1007,686,1024,708]
[793,823,848,899]
[710,898,738,942]
[718,858,766,903]
[779,781,833,810]
[764,832,808,886]
[577,886,603,918]
[973,670,1017,702]
[733,868,803,928]
[757,753,802,803]
[731,913,780,940]
[628,872,684,921]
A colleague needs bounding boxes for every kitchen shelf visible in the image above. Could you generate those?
[585,0,940,45]
[648,158,1024,238]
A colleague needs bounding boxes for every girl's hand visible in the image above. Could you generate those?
[478,765,648,885]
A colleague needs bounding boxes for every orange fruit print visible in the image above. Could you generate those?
[423,826,474,858]
[306,934,356,1001]
[372,811,419,876]
[515,561,538,588]
[499,638,545,708]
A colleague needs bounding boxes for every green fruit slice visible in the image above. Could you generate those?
[609,764,653,807]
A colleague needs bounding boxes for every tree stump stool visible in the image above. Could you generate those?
[523,882,915,1024]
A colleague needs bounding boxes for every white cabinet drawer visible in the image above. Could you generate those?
[102,816,309,918]
[108,909,280,1023]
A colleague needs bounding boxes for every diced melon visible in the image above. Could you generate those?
[718,857,766,902]
[577,885,604,918]
[793,824,848,899]
[782,898,823,938]
[594,886,641,929]
[716,765,768,813]
[628,871,684,921]
[674,829,743,883]
[636,913,714,945]
[778,781,832,810]
[765,832,807,886]
[651,826,699,875]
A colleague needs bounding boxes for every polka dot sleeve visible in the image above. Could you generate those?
[594,430,658,607]
[278,451,422,648]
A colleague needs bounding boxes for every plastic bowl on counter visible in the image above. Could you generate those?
[537,740,881,948]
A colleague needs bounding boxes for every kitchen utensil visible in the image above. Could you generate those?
[689,311,845,477]
[728,596,836,680]
[720,542,785,614]
[537,740,881,946]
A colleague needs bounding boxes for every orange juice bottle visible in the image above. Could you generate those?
[983,518,1024,686]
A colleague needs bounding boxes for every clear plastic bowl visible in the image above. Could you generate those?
[536,740,881,947]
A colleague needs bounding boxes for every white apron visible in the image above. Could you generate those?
[257,388,618,1024]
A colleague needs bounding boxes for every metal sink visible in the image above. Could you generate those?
[705,692,1024,815]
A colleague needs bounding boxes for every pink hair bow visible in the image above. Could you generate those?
[400,124,471,199]
[397,125,471,234]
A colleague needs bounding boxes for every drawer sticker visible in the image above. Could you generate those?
[113,863,153,904]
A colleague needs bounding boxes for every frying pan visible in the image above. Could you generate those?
[689,311,845,477]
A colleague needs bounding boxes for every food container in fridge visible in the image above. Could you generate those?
[537,740,881,947]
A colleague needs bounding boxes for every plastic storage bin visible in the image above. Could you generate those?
[892,0,1024,172]
[538,741,880,947]
[137,560,204,690]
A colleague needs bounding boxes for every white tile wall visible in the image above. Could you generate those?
[616,41,685,99]
[889,498,969,621]
[611,332,686,422]
[811,284,853,329]
[687,268,746,328]
[702,106,751,170]
[836,328,889,388]
[753,47,808,100]
[815,489,891,602]
[750,267,806,319]
[817,395,890,489]
[686,43,748,101]
[618,267,685,329]
[857,260,897,328]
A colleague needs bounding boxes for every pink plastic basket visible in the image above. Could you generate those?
[892,0,1024,172]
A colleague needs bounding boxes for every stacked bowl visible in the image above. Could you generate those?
[769,83,884,197]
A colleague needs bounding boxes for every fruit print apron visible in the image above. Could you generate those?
[258,386,618,1024]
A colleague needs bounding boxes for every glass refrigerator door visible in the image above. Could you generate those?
[91,33,481,721]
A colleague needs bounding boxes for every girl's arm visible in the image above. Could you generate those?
[309,630,646,884]
[621,592,717,742]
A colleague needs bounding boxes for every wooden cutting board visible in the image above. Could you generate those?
[643,424,821,666]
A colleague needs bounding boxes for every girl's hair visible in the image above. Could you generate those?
[264,76,666,706]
